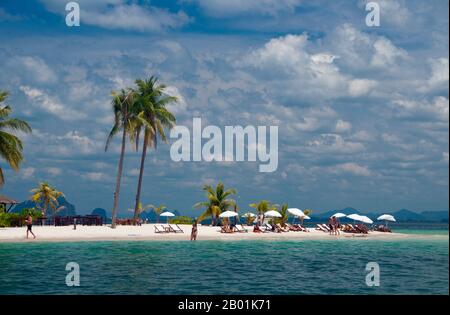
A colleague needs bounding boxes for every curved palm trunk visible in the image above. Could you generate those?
[133,132,149,224]
[111,128,127,229]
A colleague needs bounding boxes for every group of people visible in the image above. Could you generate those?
[327,216,341,235]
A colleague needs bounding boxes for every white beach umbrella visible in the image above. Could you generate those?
[287,208,305,217]
[242,212,256,218]
[264,210,282,218]
[377,214,396,222]
[359,216,373,224]
[347,214,362,221]
[377,214,396,227]
[219,211,239,218]
[332,213,347,218]
[160,211,175,223]
[303,215,311,220]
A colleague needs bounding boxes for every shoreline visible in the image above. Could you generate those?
[0,224,447,244]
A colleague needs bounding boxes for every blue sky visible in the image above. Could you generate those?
[0,0,448,215]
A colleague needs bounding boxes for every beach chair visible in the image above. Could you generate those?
[315,224,327,232]
[235,225,249,233]
[154,225,167,234]
[220,225,233,233]
[286,223,300,232]
[160,224,173,233]
[169,224,184,233]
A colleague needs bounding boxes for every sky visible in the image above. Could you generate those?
[0,0,448,215]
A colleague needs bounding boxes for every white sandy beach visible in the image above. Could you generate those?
[0,224,445,243]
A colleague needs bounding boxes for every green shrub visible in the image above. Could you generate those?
[169,216,194,225]
[0,213,24,227]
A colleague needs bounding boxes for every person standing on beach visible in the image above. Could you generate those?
[335,217,341,235]
[190,220,198,241]
[25,215,36,239]
[328,217,334,235]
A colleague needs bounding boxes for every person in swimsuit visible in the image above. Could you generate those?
[190,220,198,241]
[25,215,36,239]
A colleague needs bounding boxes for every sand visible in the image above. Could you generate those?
[0,224,446,243]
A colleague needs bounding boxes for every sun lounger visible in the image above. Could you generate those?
[286,223,300,232]
[169,224,184,233]
[315,224,327,232]
[235,224,249,233]
[220,225,234,233]
[154,225,167,234]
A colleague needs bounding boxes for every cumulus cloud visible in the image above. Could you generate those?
[348,79,377,97]
[19,85,86,121]
[391,97,449,122]
[8,56,57,84]
[40,0,191,32]
[20,167,35,179]
[331,163,371,177]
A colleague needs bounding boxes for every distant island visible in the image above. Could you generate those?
[9,198,449,223]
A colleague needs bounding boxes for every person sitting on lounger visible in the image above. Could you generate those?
[253,224,263,233]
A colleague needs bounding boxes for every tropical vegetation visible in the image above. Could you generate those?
[30,182,64,217]
[0,91,32,186]
[195,182,237,226]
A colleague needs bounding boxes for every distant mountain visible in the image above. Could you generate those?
[12,196,77,217]
[91,208,108,220]
[314,207,448,222]
[391,209,424,221]
[315,207,359,220]
[420,211,449,222]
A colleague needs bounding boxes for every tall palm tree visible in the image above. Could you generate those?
[0,91,32,186]
[194,182,237,226]
[105,88,142,229]
[132,77,178,224]
[30,182,64,216]
[249,200,277,225]
[146,204,167,223]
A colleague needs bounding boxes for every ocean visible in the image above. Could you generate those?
[0,228,448,295]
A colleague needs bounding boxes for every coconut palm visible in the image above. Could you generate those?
[194,182,237,226]
[146,204,167,223]
[249,200,277,225]
[30,182,64,216]
[105,88,143,229]
[0,91,32,186]
[132,76,178,224]
[278,203,289,225]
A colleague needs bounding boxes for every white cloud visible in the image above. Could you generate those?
[348,79,377,97]
[45,167,62,176]
[81,172,109,182]
[41,1,191,32]
[371,37,408,68]
[392,97,449,122]
[306,134,364,154]
[428,58,449,88]
[335,120,352,133]
[19,85,86,121]
[9,56,56,83]
[331,163,371,177]
[20,167,35,179]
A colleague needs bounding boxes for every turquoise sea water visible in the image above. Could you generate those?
[0,230,448,295]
